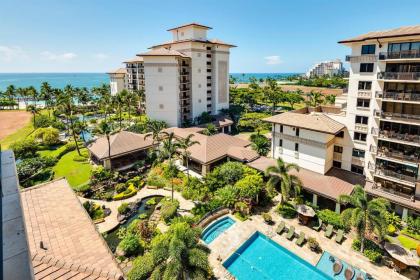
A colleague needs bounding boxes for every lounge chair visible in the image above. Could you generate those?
[335,229,344,244]
[312,218,323,231]
[276,221,286,235]
[295,232,305,246]
[286,226,295,240]
[324,225,334,238]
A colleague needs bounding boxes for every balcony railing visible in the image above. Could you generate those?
[355,123,369,133]
[357,91,372,98]
[369,144,377,153]
[377,149,419,163]
[379,50,420,60]
[379,130,420,144]
[370,184,415,201]
[374,167,417,184]
[377,72,420,81]
[345,54,377,63]
[381,111,420,122]
[352,156,365,166]
[376,91,420,102]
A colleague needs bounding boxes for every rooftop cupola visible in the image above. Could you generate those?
[167,22,212,41]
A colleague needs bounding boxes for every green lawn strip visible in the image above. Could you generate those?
[397,234,420,250]
[0,121,34,149]
[53,148,92,188]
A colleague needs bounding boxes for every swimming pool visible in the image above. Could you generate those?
[316,251,368,279]
[201,216,235,244]
[223,231,330,280]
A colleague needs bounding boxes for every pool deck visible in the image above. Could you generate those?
[208,208,411,280]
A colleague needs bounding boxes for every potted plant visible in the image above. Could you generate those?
[262,212,273,225]
[307,237,322,253]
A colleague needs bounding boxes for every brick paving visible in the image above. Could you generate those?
[20,178,124,280]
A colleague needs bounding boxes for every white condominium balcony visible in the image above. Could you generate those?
[377,71,420,81]
[379,49,420,61]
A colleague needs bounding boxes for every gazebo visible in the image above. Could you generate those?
[384,242,420,272]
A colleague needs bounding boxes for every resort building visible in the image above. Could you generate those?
[305,59,345,77]
[109,23,236,127]
[339,25,420,219]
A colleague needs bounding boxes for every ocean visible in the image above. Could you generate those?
[0,72,301,91]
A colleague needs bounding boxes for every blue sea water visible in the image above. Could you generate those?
[201,216,236,244]
[223,232,330,280]
[0,73,300,91]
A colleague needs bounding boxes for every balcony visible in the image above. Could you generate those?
[355,123,368,133]
[379,50,420,60]
[377,72,420,81]
[357,91,372,98]
[374,167,417,185]
[377,148,419,164]
[369,144,377,153]
[381,111,420,123]
[352,156,365,166]
[345,54,377,63]
[375,91,420,103]
[378,130,420,145]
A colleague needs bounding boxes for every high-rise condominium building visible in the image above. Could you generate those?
[306,59,345,77]
[108,23,235,127]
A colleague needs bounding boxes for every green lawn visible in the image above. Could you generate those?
[53,148,92,188]
[0,121,34,149]
[397,234,420,250]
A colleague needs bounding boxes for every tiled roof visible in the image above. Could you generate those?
[263,112,345,135]
[166,128,252,164]
[106,68,126,75]
[123,56,144,63]
[167,22,212,31]
[338,25,420,43]
[149,38,237,49]
[138,48,190,58]
[226,146,259,162]
[247,157,364,201]
[87,131,154,160]
[20,179,124,280]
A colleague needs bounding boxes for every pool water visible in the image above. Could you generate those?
[223,232,330,280]
[201,216,235,244]
[316,251,368,279]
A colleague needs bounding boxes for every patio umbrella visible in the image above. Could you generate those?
[295,204,316,217]
[384,242,420,267]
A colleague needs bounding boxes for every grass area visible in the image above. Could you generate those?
[397,234,420,250]
[53,148,92,188]
[0,120,34,149]
[38,144,66,158]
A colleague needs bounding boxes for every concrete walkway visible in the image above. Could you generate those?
[78,187,195,233]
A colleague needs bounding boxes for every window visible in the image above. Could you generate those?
[159,104,164,109]
[333,161,342,168]
[295,143,299,152]
[158,67,162,73]
[336,131,344,138]
[296,128,300,136]
[358,81,372,90]
[360,63,374,72]
[334,146,343,153]
[279,139,283,147]
[352,148,365,158]
[388,41,420,53]
[354,132,367,142]
[158,86,163,91]
[356,99,370,108]
[280,125,283,133]
[361,44,376,55]
[198,84,202,88]
[351,164,364,175]
[355,115,368,124]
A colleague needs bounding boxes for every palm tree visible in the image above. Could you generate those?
[178,134,200,184]
[159,132,180,201]
[4,85,16,101]
[113,90,126,130]
[40,82,54,118]
[339,186,389,253]
[16,87,28,108]
[324,94,336,105]
[265,158,302,203]
[144,120,167,150]
[133,89,145,114]
[98,121,113,170]
[26,104,40,127]
[124,90,136,122]
[92,84,111,120]
[306,91,324,107]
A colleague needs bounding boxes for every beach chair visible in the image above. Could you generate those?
[276,221,286,235]
[312,218,323,231]
[335,229,344,244]
[286,226,295,240]
[324,224,333,238]
[295,232,305,246]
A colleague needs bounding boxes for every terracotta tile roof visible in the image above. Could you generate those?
[138,48,190,58]
[20,179,123,280]
[123,56,144,63]
[87,131,154,160]
[338,25,420,43]
[263,112,345,135]
[106,68,126,75]
[149,38,237,49]
[167,22,212,31]
[247,157,365,201]
[226,146,259,162]
[196,116,234,129]
[165,128,252,164]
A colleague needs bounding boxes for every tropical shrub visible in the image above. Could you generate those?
[384,211,402,230]
[276,202,297,218]
[146,197,157,206]
[113,184,137,200]
[128,253,154,280]
[181,177,209,201]
[11,138,38,159]
[32,127,60,146]
[237,112,271,132]
[250,133,270,156]
[82,201,105,220]
[16,156,57,186]
[307,237,322,253]
[352,239,383,263]
[146,174,166,188]
[406,216,420,236]
[118,233,143,257]
[317,209,346,230]
[160,198,180,223]
[118,203,130,215]
[115,183,127,194]
[214,185,238,208]
[387,224,397,236]
[234,174,264,203]
[262,212,272,224]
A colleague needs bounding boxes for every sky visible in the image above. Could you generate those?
[1,0,420,73]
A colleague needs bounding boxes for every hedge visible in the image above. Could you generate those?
[317,209,346,230]
[352,239,383,263]
[113,184,137,200]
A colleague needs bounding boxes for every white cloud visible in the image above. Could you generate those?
[93,53,109,60]
[40,51,77,61]
[264,55,282,65]
[0,45,27,62]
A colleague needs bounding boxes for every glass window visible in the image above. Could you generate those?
[295,143,299,152]
[355,115,368,124]
[333,161,342,168]
[352,148,365,158]
[334,146,343,153]
[358,81,372,90]
[361,44,376,55]
[296,128,300,136]
[360,63,374,72]
[279,139,283,147]
[280,125,283,133]
[356,99,370,108]
[354,132,367,142]
[351,164,364,175]
[336,131,344,138]
[411,42,420,51]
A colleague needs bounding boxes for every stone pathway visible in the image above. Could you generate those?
[78,186,195,233]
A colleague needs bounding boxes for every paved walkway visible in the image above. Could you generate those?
[78,187,195,233]
[208,204,411,280]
